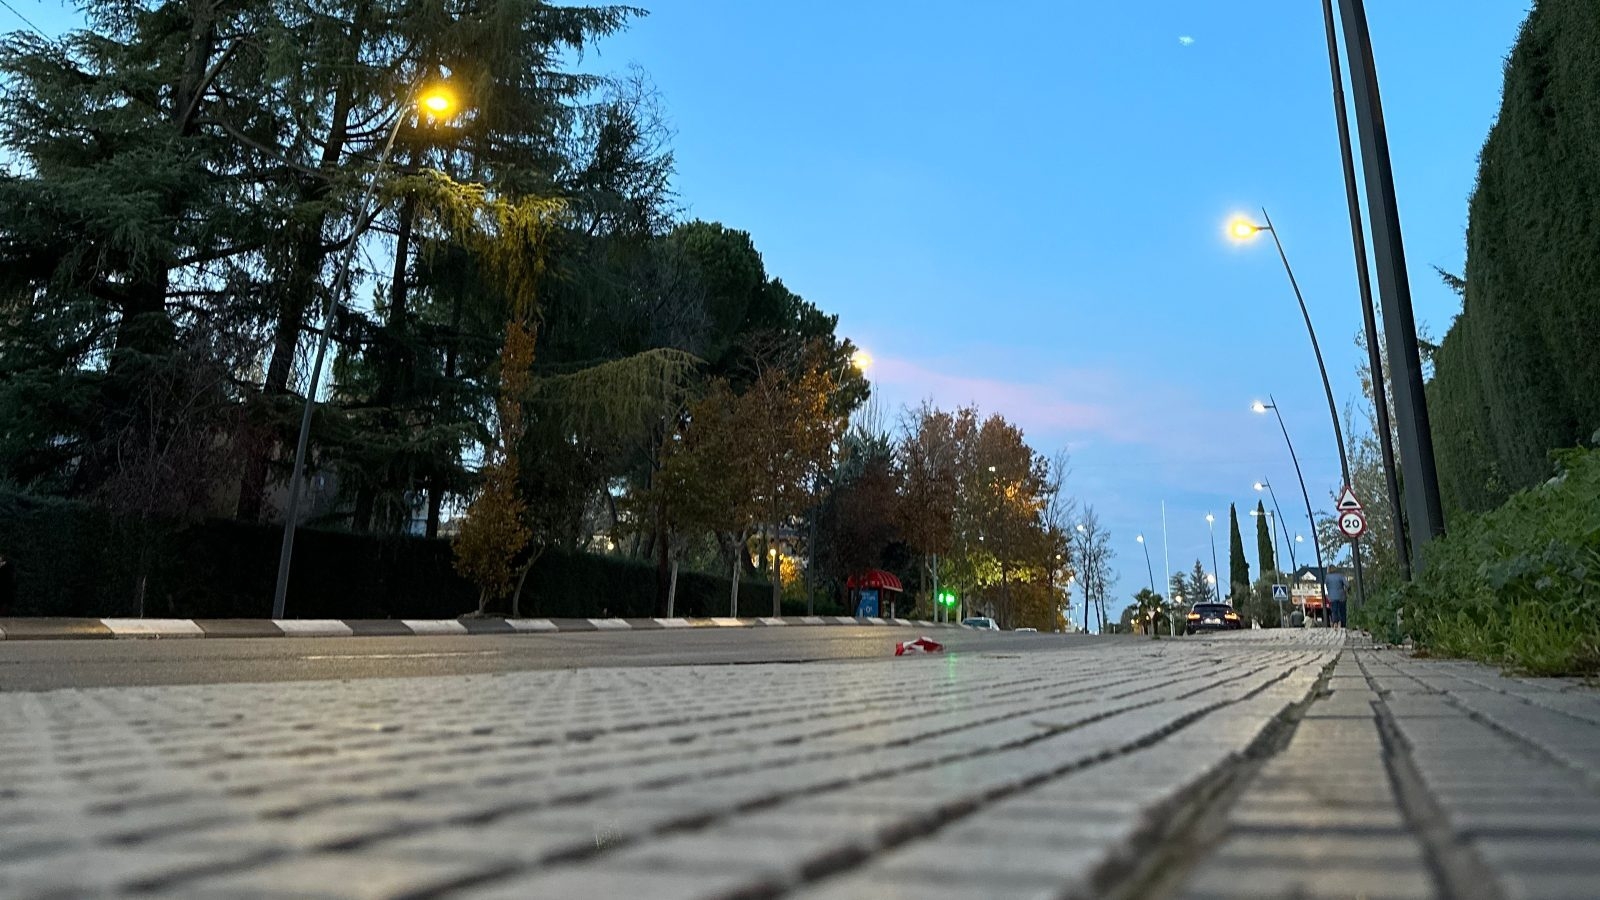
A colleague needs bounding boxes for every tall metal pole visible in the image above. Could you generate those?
[1265,395,1329,620]
[1138,537,1156,594]
[1162,501,1174,635]
[1206,515,1221,602]
[1258,480,1297,571]
[1336,0,1447,566]
[1321,0,1409,583]
[1257,209,1366,611]
[273,103,415,620]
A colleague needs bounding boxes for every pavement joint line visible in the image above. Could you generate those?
[1358,652,1509,900]
[1104,652,1342,900]
[347,657,1322,898]
[0,615,970,640]
[1360,651,1600,792]
[783,659,1324,898]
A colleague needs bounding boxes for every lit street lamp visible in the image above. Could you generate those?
[1205,513,1221,602]
[1231,211,1366,611]
[1253,397,1330,619]
[273,84,460,620]
[1253,480,1296,571]
[1136,534,1156,595]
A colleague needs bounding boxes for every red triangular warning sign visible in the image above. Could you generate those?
[1337,486,1363,512]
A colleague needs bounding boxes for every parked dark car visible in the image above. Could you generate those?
[1185,603,1243,634]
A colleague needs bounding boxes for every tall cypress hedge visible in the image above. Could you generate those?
[1432,0,1600,513]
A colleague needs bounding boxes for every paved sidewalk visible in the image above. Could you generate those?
[1,630,1596,899]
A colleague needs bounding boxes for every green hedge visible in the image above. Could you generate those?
[1432,0,1600,513]
[1356,446,1600,675]
[0,490,773,620]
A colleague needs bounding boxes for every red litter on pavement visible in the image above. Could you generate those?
[895,636,945,656]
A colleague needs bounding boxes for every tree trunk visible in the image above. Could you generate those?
[667,557,679,618]
[511,564,532,618]
[770,520,782,618]
[730,543,741,618]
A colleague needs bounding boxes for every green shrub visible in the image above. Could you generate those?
[1372,447,1600,675]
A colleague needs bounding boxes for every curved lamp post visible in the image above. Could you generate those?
[272,85,460,619]
[1231,212,1366,611]
[1253,397,1329,620]
[1204,513,1221,602]
[1253,479,1296,571]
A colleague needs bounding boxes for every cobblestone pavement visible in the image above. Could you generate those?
[2,630,1596,899]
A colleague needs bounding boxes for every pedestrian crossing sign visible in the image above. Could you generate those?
[1272,584,1289,600]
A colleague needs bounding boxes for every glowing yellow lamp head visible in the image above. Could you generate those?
[419,88,455,117]
[1229,218,1262,241]
[850,349,872,372]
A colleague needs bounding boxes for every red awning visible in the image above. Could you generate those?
[845,569,904,592]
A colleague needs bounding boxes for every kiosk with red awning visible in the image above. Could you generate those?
[845,569,904,618]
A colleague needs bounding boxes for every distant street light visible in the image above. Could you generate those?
[1205,513,1220,602]
[1254,396,1330,613]
[1230,210,1366,611]
[1253,480,1295,571]
[850,348,873,372]
[1136,534,1156,595]
[273,83,463,620]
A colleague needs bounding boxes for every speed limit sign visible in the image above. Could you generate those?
[1338,510,1367,540]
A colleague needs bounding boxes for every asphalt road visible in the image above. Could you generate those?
[0,626,1115,692]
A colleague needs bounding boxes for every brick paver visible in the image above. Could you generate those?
[2,630,1597,899]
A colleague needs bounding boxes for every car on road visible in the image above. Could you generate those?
[1014,627,1038,633]
[962,616,1001,631]
[1185,603,1243,634]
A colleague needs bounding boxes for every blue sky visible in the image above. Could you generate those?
[3,0,1532,611]
[580,0,1531,607]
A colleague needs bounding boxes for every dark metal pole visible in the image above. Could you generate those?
[1321,0,1409,586]
[1207,517,1221,602]
[1336,0,1447,567]
[1267,395,1329,619]
[273,103,414,620]
[1260,481,1297,570]
[1259,209,1366,613]
[1140,538,1156,594]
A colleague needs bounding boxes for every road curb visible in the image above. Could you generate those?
[0,616,967,641]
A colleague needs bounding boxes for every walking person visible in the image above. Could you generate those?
[1324,569,1349,629]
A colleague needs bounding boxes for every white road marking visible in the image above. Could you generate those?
[301,651,502,661]
[101,619,204,638]
[275,620,355,637]
[401,620,469,635]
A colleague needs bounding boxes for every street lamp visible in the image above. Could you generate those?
[272,84,462,620]
[1316,0,1410,582]
[1205,513,1220,602]
[1075,522,1091,632]
[1230,210,1367,611]
[1136,535,1156,595]
[1253,480,1295,571]
[1333,0,1447,565]
[1253,396,1330,616]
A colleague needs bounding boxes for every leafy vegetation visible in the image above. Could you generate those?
[1426,0,1600,516]
[1355,445,1600,675]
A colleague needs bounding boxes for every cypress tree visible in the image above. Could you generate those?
[1228,503,1249,600]
[1255,500,1276,578]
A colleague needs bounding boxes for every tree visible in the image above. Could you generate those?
[1072,507,1115,632]
[1227,503,1249,601]
[897,402,961,612]
[1172,559,1212,608]
[1131,588,1166,638]
[1255,500,1276,578]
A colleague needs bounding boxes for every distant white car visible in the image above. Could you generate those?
[961,616,1001,631]
[1014,627,1038,633]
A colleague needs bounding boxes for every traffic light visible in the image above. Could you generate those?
[938,591,957,608]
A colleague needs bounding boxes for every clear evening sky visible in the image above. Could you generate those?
[589,0,1531,610]
[3,0,1533,615]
